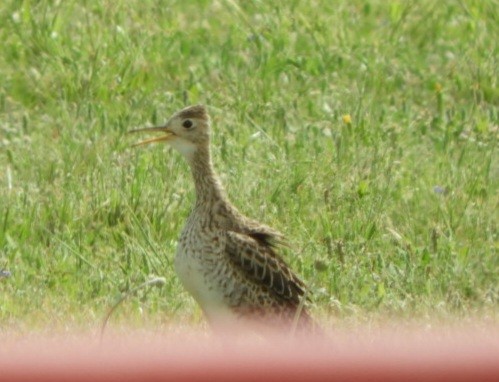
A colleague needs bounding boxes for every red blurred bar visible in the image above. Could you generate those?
[1,325,498,382]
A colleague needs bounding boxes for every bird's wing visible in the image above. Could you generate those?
[225,231,306,306]
[245,227,289,248]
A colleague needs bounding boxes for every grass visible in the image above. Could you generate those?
[0,0,497,331]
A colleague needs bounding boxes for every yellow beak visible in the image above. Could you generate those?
[128,126,174,147]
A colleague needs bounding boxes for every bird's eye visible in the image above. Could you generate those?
[182,120,193,129]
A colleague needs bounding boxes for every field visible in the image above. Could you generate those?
[0,0,497,332]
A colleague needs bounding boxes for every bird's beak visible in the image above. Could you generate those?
[128,125,175,147]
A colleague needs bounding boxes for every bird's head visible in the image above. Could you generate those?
[130,105,210,159]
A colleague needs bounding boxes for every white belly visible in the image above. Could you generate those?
[174,236,237,328]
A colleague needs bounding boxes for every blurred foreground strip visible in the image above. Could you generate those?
[1,325,498,382]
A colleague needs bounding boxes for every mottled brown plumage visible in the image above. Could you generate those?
[177,104,208,120]
[131,105,315,335]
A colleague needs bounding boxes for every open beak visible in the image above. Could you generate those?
[128,125,174,147]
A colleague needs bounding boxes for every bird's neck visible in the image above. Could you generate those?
[187,146,227,206]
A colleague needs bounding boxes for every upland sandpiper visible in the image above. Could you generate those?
[131,105,315,334]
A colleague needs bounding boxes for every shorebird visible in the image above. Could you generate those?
[130,105,315,335]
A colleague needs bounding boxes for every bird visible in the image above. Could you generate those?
[130,105,317,336]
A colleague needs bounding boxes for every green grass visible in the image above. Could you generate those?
[0,0,497,331]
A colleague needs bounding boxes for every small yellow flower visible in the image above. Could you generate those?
[342,114,352,125]
[434,82,442,93]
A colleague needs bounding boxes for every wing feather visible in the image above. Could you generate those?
[225,231,306,306]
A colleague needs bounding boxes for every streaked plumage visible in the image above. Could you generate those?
[131,105,315,334]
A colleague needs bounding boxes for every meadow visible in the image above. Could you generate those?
[0,0,497,332]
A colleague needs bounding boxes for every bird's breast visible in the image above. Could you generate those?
[174,220,228,311]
